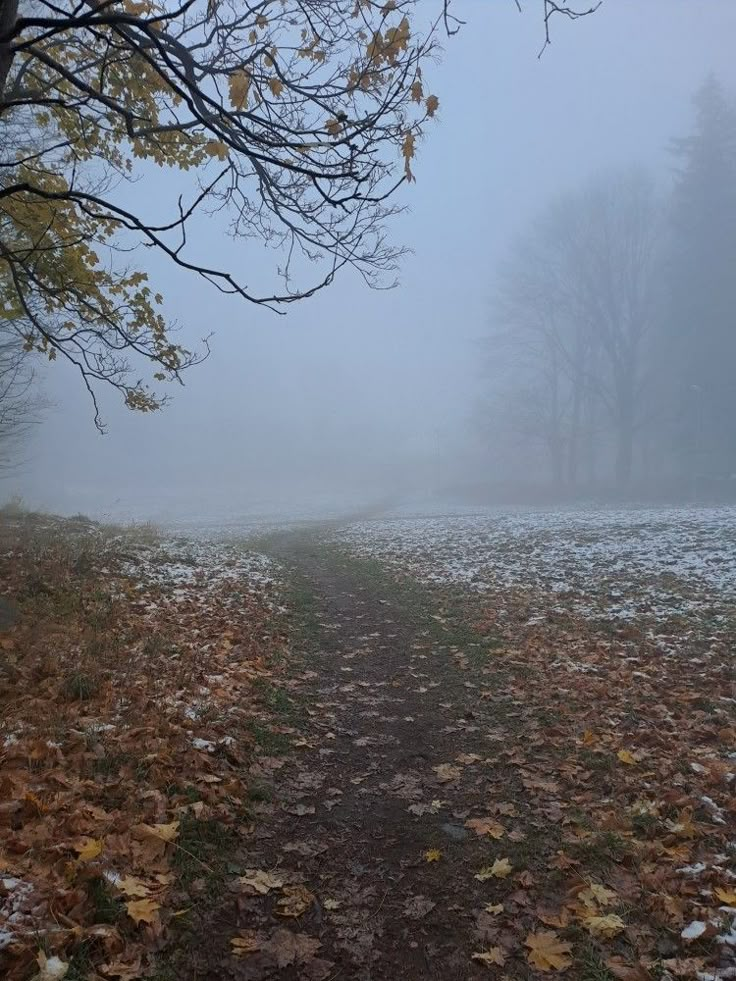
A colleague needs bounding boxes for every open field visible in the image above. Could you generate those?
[2,506,736,981]
[334,505,736,653]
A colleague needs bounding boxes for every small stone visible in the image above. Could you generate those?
[441,823,468,842]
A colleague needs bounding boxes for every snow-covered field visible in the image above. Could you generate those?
[333,505,736,637]
[117,536,280,603]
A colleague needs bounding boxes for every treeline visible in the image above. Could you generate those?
[484,78,736,498]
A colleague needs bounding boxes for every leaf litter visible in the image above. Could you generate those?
[3,514,736,980]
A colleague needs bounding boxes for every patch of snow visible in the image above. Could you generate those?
[191,737,215,752]
[332,504,736,649]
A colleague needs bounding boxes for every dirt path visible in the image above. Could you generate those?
[202,533,526,981]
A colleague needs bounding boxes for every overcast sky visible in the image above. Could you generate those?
[9,0,736,523]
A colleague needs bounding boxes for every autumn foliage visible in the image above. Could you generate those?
[0,0,440,421]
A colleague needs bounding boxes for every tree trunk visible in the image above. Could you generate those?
[614,392,635,490]
[0,0,18,106]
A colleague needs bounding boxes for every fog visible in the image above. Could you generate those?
[7,0,736,524]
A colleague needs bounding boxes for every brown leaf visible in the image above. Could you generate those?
[231,931,261,956]
[465,817,505,839]
[433,763,461,783]
[263,928,320,967]
[525,931,572,972]
[275,885,315,918]
[125,898,160,925]
[472,947,506,968]
[403,895,436,919]
[238,869,285,894]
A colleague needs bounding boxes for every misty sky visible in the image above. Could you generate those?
[9,0,736,522]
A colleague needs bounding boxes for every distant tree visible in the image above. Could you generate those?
[658,77,736,484]
[0,328,38,469]
[488,168,661,490]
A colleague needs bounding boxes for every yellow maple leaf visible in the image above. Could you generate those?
[581,729,597,746]
[583,913,626,938]
[268,78,284,98]
[579,883,618,909]
[715,887,736,906]
[665,807,697,838]
[617,749,637,765]
[424,848,442,862]
[126,898,161,925]
[325,118,342,138]
[425,94,439,118]
[490,857,513,878]
[143,820,179,842]
[205,140,229,160]
[228,69,251,110]
[525,931,573,972]
[410,79,424,103]
[472,947,506,968]
[117,876,149,898]
[475,858,512,881]
[75,837,103,861]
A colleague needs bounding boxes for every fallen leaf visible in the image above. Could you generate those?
[537,909,570,929]
[579,884,617,909]
[472,947,506,968]
[264,928,320,967]
[99,959,142,980]
[605,957,653,981]
[238,869,285,894]
[583,913,626,938]
[714,887,736,905]
[136,820,179,842]
[275,885,315,918]
[116,876,149,899]
[74,837,103,861]
[617,750,637,765]
[323,898,341,911]
[403,895,436,919]
[465,817,505,839]
[231,931,261,956]
[424,848,442,862]
[525,931,573,973]
[484,903,504,915]
[433,763,461,783]
[125,898,161,925]
[661,958,707,977]
[476,858,512,881]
